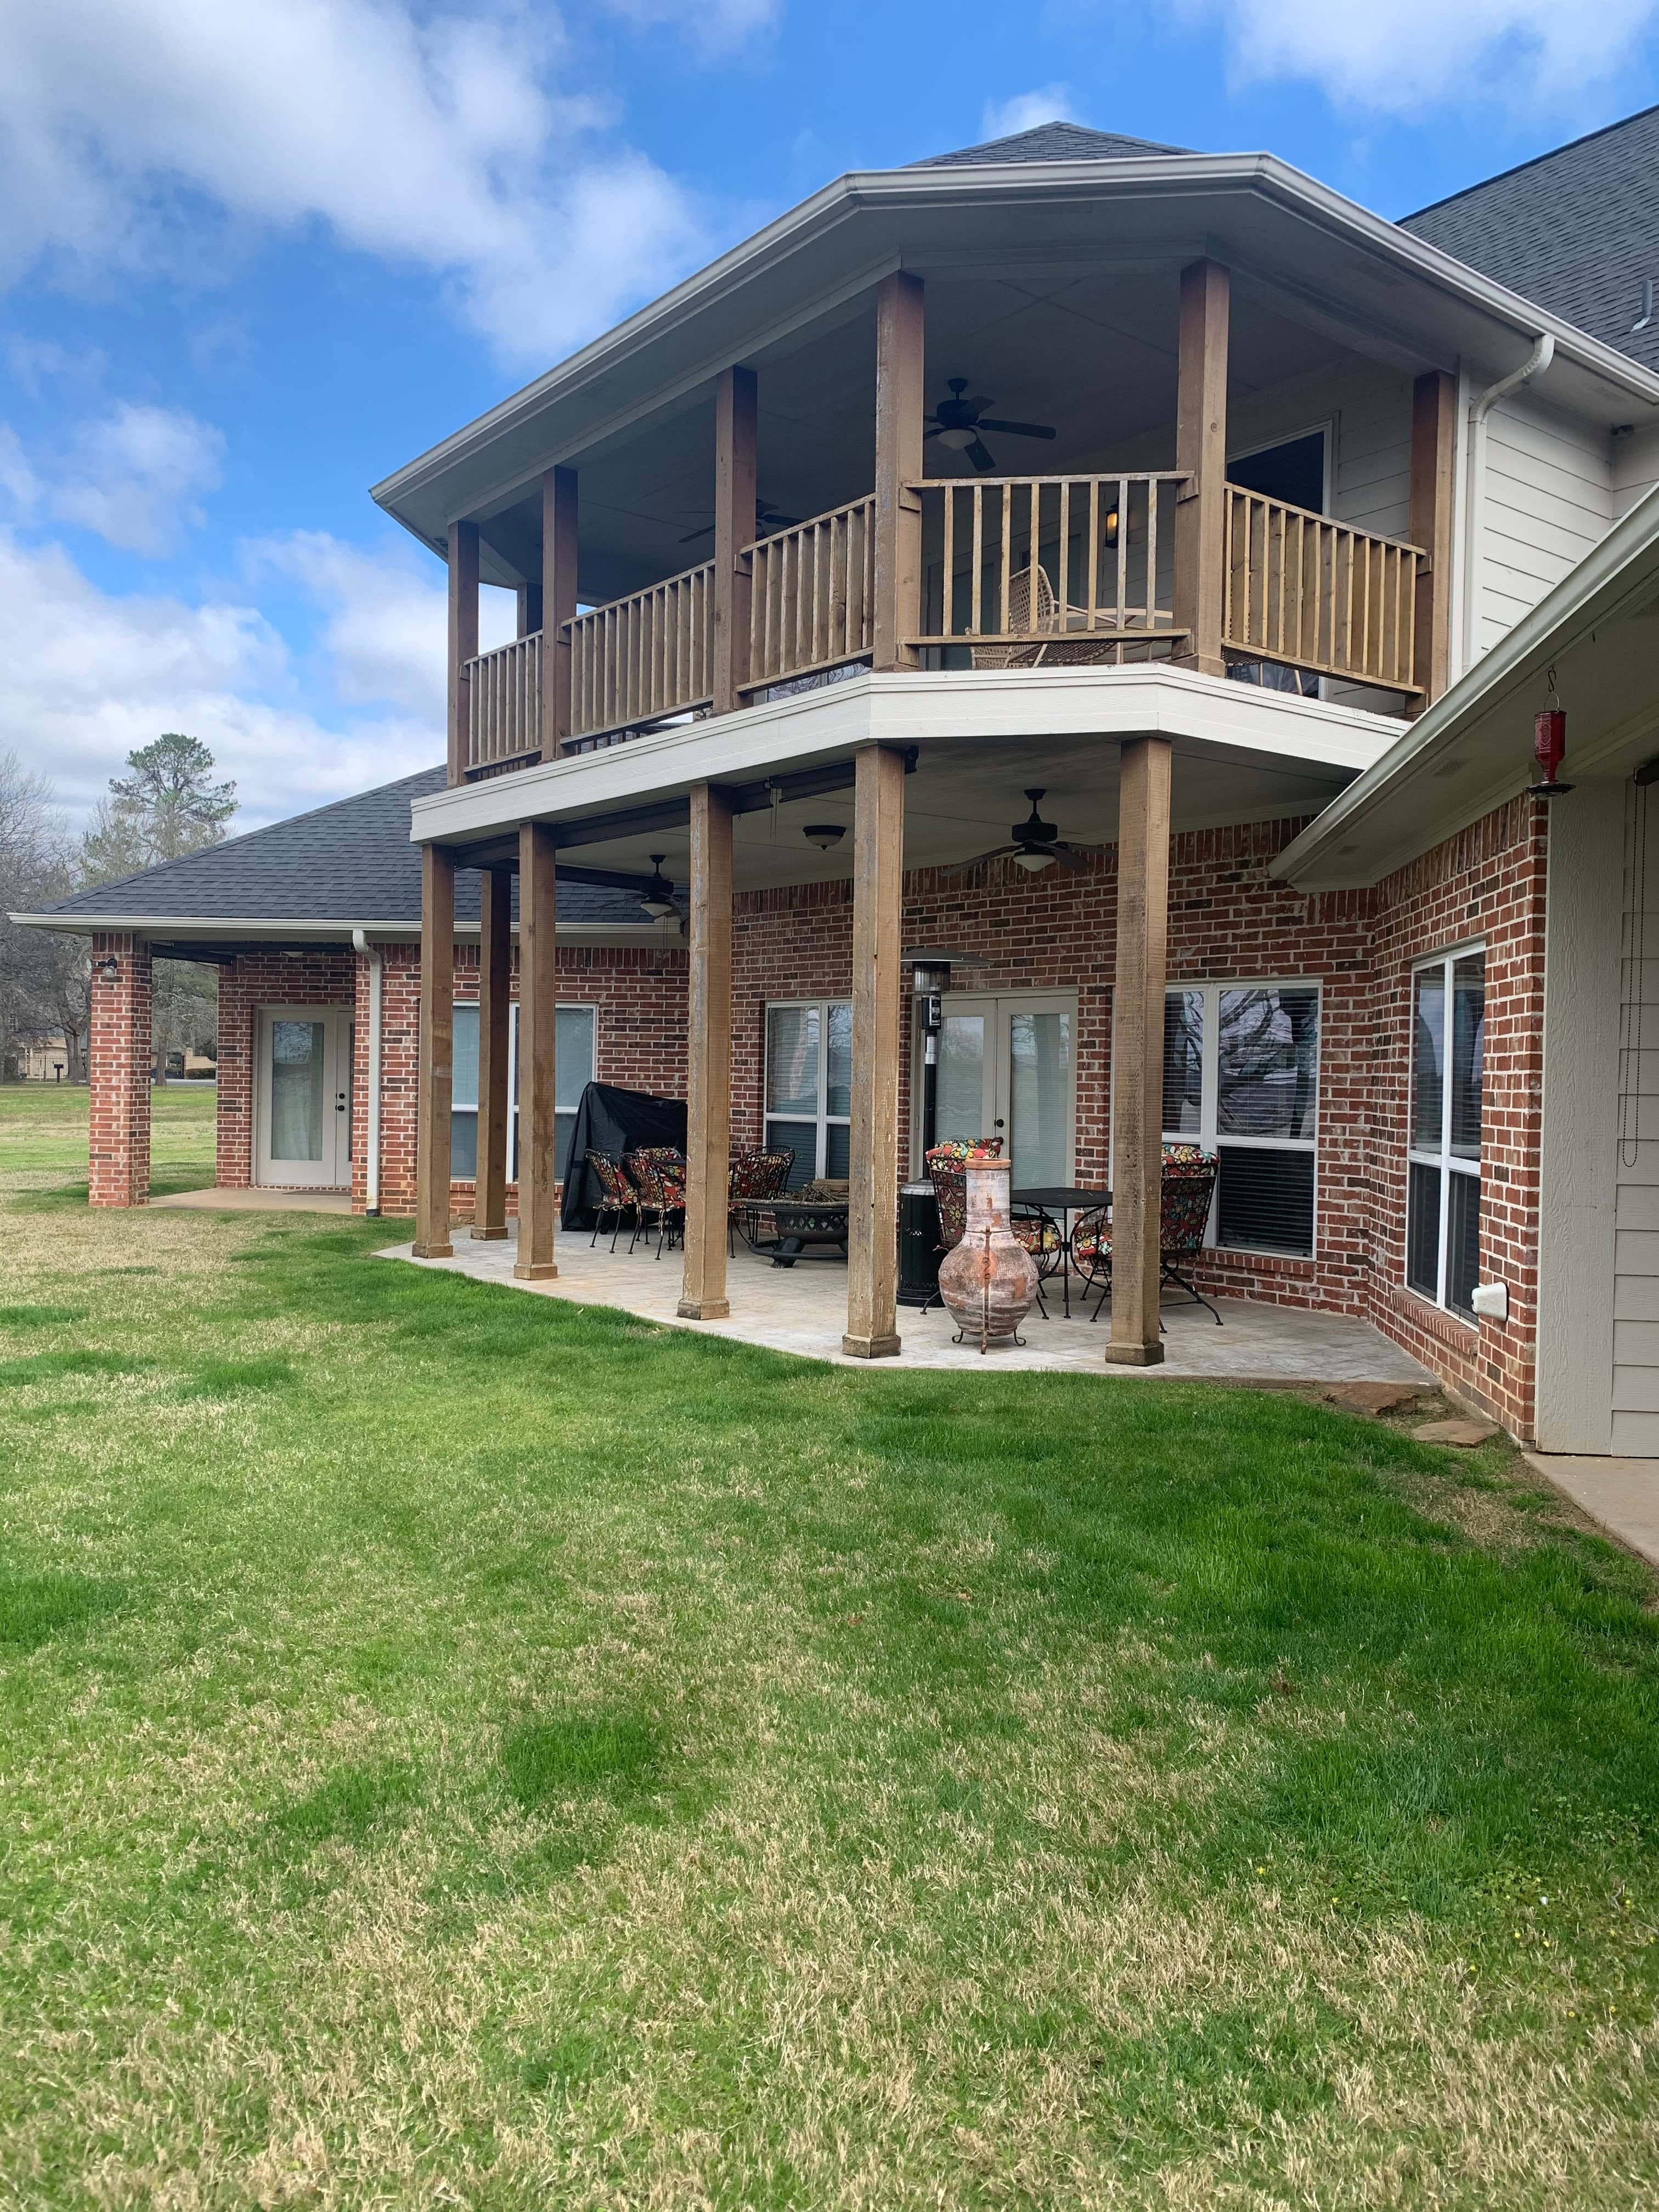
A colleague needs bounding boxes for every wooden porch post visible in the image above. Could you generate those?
[447,521,479,785]
[713,368,757,715]
[517,580,543,639]
[1107,736,1172,1367]
[413,843,456,1258]
[873,272,925,673]
[541,467,578,753]
[843,745,906,1359]
[1172,260,1229,679]
[1410,369,1457,713]
[514,821,559,1279]
[678,782,735,1319]
[472,865,511,1240]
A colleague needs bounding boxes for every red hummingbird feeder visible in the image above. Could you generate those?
[1533,706,1572,797]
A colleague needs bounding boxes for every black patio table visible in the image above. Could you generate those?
[1011,1185,1112,1319]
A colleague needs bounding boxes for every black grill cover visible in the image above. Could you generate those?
[558,1082,687,1231]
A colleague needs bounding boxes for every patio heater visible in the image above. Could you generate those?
[908,953,952,1155]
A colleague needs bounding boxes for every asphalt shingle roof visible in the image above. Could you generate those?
[915,121,1192,167]
[1401,105,1659,376]
[37,766,646,932]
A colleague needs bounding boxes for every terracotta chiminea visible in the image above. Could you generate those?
[937,1154,1039,1352]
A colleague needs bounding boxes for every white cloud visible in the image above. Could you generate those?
[602,0,780,54]
[51,403,225,556]
[0,0,711,368]
[247,529,516,720]
[980,87,1077,142]
[1178,0,1659,113]
[0,529,443,827]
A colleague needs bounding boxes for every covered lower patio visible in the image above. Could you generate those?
[386,1223,1432,1384]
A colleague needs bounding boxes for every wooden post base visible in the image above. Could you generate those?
[514,1260,559,1280]
[470,1225,509,1242]
[842,1333,902,1359]
[1104,1341,1165,1367]
[411,1239,453,1260]
[677,1297,730,1321]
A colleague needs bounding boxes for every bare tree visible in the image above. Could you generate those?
[0,753,88,1079]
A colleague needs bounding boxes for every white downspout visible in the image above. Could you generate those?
[352,929,382,1217]
[1462,331,1554,676]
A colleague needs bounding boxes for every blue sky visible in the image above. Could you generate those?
[3,0,1657,830]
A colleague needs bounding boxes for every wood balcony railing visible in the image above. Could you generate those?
[909,473,1189,660]
[465,633,542,775]
[743,495,875,693]
[567,560,715,745]
[1222,488,1424,695]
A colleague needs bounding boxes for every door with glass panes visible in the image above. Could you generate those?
[931,993,1076,1185]
[255,1007,353,1187]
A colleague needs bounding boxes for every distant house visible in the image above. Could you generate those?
[19,111,1659,1451]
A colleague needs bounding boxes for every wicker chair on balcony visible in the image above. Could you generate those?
[970,563,1176,672]
[624,1147,687,1259]
[1072,1143,1222,1325]
[585,1151,638,1251]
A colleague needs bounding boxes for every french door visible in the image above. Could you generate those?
[255,1007,353,1187]
[927,992,1076,1185]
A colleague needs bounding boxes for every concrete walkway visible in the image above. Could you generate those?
[1525,1453,1659,1568]
[382,1223,1434,1385]
[150,1186,353,1214]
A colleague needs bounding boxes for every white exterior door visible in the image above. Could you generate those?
[930,991,1076,1185]
[255,1007,353,1188]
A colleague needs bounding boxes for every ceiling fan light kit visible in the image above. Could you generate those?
[639,854,679,919]
[923,376,1058,475]
[946,788,1094,878]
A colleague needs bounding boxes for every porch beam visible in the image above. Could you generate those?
[843,744,906,1359]
[1106,735,1172,1367]
[447,522,480,786]
[873,271,925,672]
[1409,369,1457,712]
[472,865,512,1241]
[515,821,559,1278]
[1172,259,1229,679]
[713,368,757,714]
[413,842,456,1258]
[542,466,578,750]
[678,782,735,1321]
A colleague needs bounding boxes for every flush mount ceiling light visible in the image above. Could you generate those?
[639,855,678,920]
[803,823,845,851]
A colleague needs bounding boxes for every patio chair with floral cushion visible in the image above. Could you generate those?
[922,1137,1011,1312]
[1072,1143,1222,1325]
[585,1150,638,1251]
[624,1146,687,1259]
[727,1146,795,1252]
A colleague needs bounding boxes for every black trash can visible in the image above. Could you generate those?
[898,1181,942,1307]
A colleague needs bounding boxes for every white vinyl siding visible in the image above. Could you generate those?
[1613,791,1659,1452]
[1476,394,1612,660]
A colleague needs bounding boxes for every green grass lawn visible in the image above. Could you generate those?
[0,1079,216,1193]
[2,1085,1658,2206]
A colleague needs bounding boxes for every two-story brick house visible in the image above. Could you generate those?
[24,112,1659,1446]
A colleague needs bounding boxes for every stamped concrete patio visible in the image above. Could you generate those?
[385,1224,1432,1384]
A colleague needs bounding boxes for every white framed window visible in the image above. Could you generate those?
[764,1000,851,1188]
[451,1002,596,1183]
[1407,947,1485,1319]
[1160,981,1321,1256]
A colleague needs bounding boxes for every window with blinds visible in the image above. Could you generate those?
[1158,982,1320,1256]
[764,1001,851,1187]
[1406,949,1484,1318]
[450,1002,596,1183]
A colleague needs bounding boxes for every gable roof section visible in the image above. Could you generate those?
[1402,105,1659,376]
[25,766,647,934]
[915,121,1191,166]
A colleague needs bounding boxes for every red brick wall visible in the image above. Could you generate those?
[216,949,356,1189]
[87,934,151,1207]
[1361,794,1548,1436]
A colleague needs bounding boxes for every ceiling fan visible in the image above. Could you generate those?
[679,499,801,545]
[925,378,1057,475]
[946,790,1096,876]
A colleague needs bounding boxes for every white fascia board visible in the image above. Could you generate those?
[371,153,1659,550]
[409,667,1405,847]
[8,912,663,946]
[1273,483,1659,889]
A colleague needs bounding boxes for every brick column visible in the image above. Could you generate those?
[88,933,153,1208]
